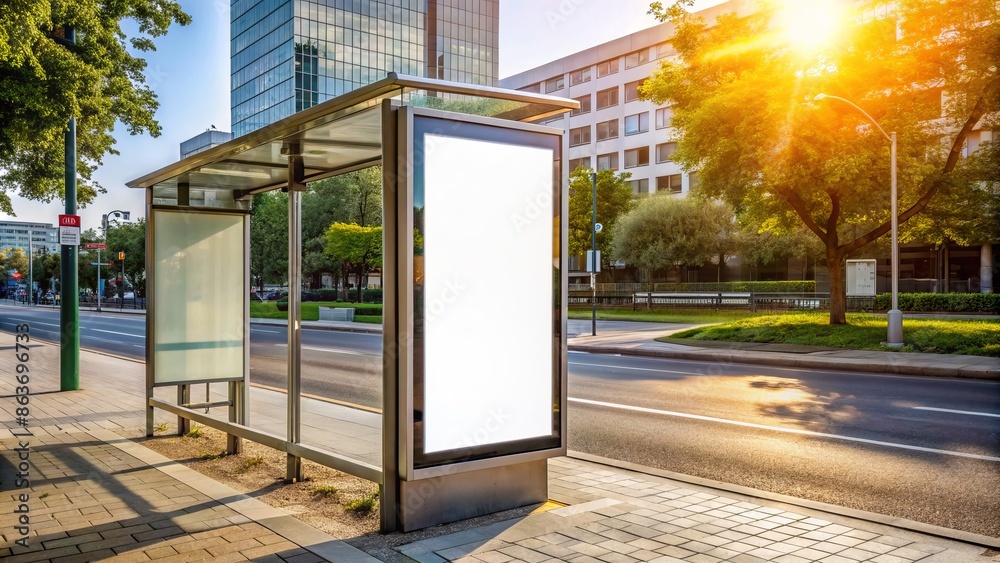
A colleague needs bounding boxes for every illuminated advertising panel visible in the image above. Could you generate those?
[410,113,563,469]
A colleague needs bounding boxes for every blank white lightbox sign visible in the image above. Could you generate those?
[422,134,554,454]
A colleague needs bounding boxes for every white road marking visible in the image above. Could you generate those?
[273,343,369,356]
[251,328,284,334]
[569,397,1000,463]
[914,406,1000,418]
[93,329,143,338]
[570,361,698,376]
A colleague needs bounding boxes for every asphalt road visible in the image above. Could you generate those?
[2,304,998,538]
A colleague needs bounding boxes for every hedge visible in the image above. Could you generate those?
[665,281,816,293]
[310,288,383,303]
[874,292,1000,314]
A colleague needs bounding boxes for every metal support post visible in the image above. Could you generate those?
[286,148,305,483]
[228,381,244,455]
[177,384,191,435]
[60,34,80,389]
[590,172,597,337]
[886,131,903,345]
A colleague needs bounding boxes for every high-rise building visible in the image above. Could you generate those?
[230,0,499,137]
[0,220,59,257]
[180,129,233,159]
[499,1,747,199]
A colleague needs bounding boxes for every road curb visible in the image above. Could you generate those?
[567,451,1000,550]
[250,320,382,334]
[566,344,1000,381]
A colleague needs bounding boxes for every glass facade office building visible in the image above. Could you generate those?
[231,0,499,137]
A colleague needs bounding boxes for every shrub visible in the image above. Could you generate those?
[344,491,379,512]
[316,288,338,300]
[346,288,383,303]
[874,292,1000,313]
[669,281,817,292]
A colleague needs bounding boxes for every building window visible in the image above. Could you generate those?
[628,178,650,194]
[519,83,541,94]
[597,152,619,171]
[625,49,650,69]
[570,125,591,147]
[596,119,619,141]
[657,174,683,194]
[596,87,618,110]
[569,67,591,86]
[656,142,678,163]
[655,106,673,129]
[545,75,565,93]
[568,157,591,171]
[624,112,649,135]
[655,42,675,59]
[572,94,591,116]
[624,79,645,103]
[624,146,650,168]
[597,58,619,77]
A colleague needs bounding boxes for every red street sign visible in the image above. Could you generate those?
[84,243,107,249]
[59,214,81,227]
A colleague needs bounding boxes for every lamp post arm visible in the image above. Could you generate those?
[814,94,891,143]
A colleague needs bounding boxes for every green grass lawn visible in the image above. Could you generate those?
[568,306,763,325]
[250,301,383,324]
[666,312,1000,356]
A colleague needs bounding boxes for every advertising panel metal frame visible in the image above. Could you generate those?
[390,105,568,484]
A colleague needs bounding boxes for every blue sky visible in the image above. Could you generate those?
[1,0,723,231]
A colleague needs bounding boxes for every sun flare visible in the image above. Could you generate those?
[777,0,845,51]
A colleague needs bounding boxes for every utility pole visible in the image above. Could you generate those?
[591,172,597,337]
[60,24,80,391]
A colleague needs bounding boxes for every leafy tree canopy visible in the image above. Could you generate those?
[611,194,728,271]
[641,0,999,323]
[105,217,146,295]
[0,0,191,214]
[568,166,635,273]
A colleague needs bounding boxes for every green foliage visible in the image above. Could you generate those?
[344,491,378,513]
[184,425,203,438]
[312,485,338,497]
[670,313,1000,357]
[1,247,28,279]
[0,0,191,214]
[104,218,146,296]
[250,192,288,289]
[568,167,635,270]
[198,451,227,461]
[250,300,382,321]
[347,288,382,303]
[874,292,1000,314]
[672,281,816,292]
[640,0,999,323]
[567,307,760,324]
[152,422,168,434]
[241,456,264,470]
[610,194,732,270]
[325,222,382,302]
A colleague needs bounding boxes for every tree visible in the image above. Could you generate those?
[250,192,287,290]
[641,0,999,323]
[324,222,382,302]
[0,1,191,214]
[105,218,147,297]
[2,247,28,280]
[610,194,726,275]
[568,167,635,277]
[77,228,100,294]
[301,166,382,291]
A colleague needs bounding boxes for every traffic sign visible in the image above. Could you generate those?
[90,262,110,266]
[60,225,80,246]
[85,243,107,249]
[58,214,81,227]
[595,222,603,233]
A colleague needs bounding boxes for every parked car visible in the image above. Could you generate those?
[301,291,321,302]
[265,291,283,301]
[250,291,264,302]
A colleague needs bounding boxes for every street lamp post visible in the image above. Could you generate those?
[101,210,131,312]
[814,94,902,346]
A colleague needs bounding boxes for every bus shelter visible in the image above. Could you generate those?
[127,74,575,532]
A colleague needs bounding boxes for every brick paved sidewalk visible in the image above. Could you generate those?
[394,457,996,563]
[0,428,377,562]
